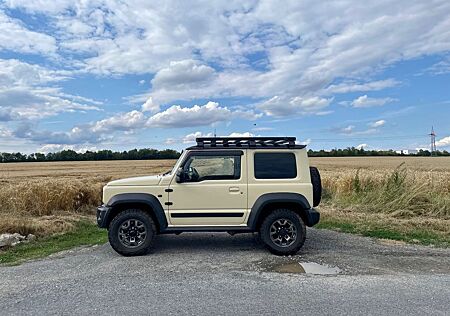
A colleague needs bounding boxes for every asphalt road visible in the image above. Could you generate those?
[0,229,449,315]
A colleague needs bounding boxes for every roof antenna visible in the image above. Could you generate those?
[214,128,217,138]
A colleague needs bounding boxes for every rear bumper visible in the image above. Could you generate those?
[96,205,111,228]
[304,208,320,227]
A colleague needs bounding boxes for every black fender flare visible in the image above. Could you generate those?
[105,193,168,230]
[247,193,312,229]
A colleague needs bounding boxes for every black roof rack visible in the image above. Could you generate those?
[187,137,306,150]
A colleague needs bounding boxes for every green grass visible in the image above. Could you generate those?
[0,221,107,265]
[316,217,449,247]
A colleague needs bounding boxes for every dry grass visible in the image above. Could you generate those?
[310,157,450,244]
[311,156,450,171]
[0,160,174,236]
[320,165,450,218]
[1,157,449,244]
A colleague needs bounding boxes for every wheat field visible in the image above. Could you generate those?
[1,157,449,242]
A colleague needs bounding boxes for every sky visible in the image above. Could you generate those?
[0,0,450,154]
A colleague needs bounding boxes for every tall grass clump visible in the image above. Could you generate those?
[322,164,450,219]
[0,179,103,216]
[0,179,104,236]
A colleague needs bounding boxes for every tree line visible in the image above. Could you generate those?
[307,147,450,157]
[0,148,181,163]
[0,146,448,163]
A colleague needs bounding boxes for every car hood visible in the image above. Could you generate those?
[106,175,162,186]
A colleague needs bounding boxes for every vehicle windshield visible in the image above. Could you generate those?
[165,150,185,176]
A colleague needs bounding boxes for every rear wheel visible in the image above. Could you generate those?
[260,209,306,255]
[108,209,156,256]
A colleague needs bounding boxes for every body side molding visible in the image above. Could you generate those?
[170,212,244,218]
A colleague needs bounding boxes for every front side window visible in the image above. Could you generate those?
[183,154,241,182]
[254,152,297,179]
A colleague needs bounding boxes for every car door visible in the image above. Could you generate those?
[167,150,247,226]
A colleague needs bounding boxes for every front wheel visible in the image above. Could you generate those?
[108,209,156,256]
[260,209,306,255]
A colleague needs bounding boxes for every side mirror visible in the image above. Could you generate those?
[176,167,184,183]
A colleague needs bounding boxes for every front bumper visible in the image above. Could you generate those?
[304,208,320,227]
[97,204,111,228]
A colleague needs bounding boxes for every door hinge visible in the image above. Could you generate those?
[165,202,173,206]
[165,188,173,192]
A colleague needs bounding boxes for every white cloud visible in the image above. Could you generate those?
[4,1,450,109]
[297,138,311,146]
[4,0,450,83]
[182,132,214,144]
[0,86,101,120]
[324,79,400,94]
[334,121,388,136]
[356,143,368,150]
[152,60,216,89]
[92,110,146,133]
[351,95,396,108]
[227,132,255,137]
[0,59,68,87]
[141,97,159,113]
[425,57,450,75]
[4,0,74,14]
[369,120,386,128]
[147,101,232,128]
[231,108,263,121]
[0,108,17,121]
[258,96,332,117]
[145,61,235,105]
[0,126,12,137]
[0,59,99,121]
[0,11,57,55]
[436,136,450,148]
[165,138,178,145]
[13,123,102,145]
[10,100,261,148]
[340,125,355,134]
[335,125,380,136]
[181,131,255,144]
[37,144,98,154]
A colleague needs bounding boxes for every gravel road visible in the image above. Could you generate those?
[0,229,449,315]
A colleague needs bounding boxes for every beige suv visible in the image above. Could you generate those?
[97,137,321,256]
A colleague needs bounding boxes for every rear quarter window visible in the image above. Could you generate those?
[254,152,297,179]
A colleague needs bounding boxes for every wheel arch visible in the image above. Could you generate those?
[248,193,312,230]
[105,193,167,232]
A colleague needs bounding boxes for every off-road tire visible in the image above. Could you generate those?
[310,166,322,207]
[108,209,156,256]
[260,209,306,256]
